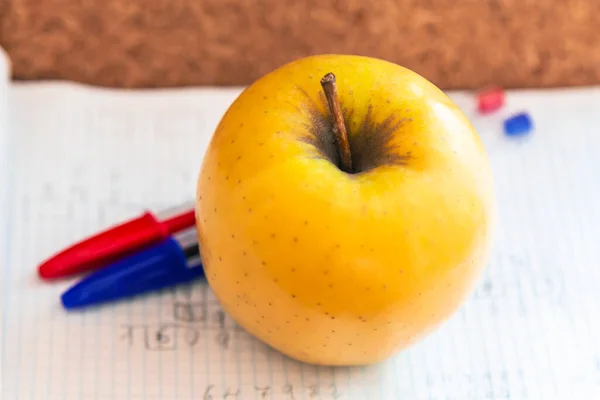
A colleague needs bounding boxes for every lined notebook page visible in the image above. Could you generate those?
[2,79,600,399]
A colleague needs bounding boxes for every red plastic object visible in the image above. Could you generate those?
[477,87,505,114]
[38,209,196,280]
[162,209,196,233]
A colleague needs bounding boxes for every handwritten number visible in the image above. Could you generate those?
[145,324,177,351]
[120,325,138,347]
[203,385,214,400]
[254,386,271,399]
[215,310,226,328]
[283,384,295,400]
[174,302,194,322]
[156,330,168,344]
[174,302,206,322]
[216,331,230,350]
[184,326,200,347]
[222,388,240,399]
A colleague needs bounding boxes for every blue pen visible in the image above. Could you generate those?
[61,226,204,310]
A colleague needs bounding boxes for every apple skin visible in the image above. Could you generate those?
[195,54,496,366]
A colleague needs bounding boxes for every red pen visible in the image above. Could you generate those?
[38,203,197,280]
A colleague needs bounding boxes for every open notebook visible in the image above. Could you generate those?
[2,49,600,399]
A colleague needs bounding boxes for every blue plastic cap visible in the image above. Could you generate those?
[504,112,533,136]
[61,237,205,310]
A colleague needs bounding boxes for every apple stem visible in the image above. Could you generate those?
[320,73,353,173]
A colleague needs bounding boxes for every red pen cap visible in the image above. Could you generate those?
[38,203,197,280]
[477,86,505,114]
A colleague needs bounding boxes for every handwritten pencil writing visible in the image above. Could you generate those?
[197,384,342,399]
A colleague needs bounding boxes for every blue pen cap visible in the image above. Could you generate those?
[61,232,204,310]
[504,112,533,136]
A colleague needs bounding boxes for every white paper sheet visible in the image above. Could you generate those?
[1,52,600,399]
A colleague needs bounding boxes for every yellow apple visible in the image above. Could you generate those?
[195,54,495,366]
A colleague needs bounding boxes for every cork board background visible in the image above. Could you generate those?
[1,0,599,89]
